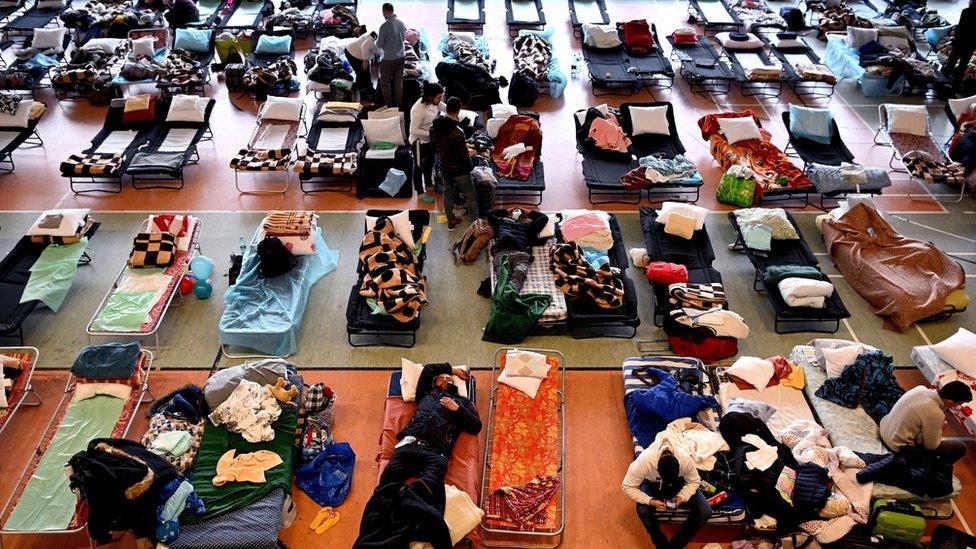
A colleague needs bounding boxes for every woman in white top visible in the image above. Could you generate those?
[408,81,445,203]
[344,25,378,99]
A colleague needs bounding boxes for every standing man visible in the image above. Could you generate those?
[430,97,480,231]
[622,445,712,549]
[375,2,406,106]
[943,0,976,91]
[879,381,972,464]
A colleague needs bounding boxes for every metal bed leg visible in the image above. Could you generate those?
[20,386,41,407]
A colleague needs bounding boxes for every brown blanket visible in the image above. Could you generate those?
[823,204,965,331]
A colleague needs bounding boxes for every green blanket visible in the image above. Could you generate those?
[90,290,159,332]
[20,238,89,312]
[182,404,297,524]
[483,255,551,344]
[4,394,126,531]
[763,264,827,288]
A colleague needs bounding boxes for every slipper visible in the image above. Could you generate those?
[315,509,340,534]
[418,193,435,204]
[309,506,333,531]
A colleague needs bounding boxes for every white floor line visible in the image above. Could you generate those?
[842,318,859,343]
[952,500,973,535]
[915,325,933,346]
[888,215,976,244]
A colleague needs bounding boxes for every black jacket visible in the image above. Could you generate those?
[957,8,976,47]
[856,448,955,498]
[353,480,453,549]
[430,116,472,177]
[487,208,549,255]
[68,438,180,543]
[398,363,482,455]
[165,0,200,29]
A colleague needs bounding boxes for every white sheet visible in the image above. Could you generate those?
[699,0,736,24]
[253,124,289,150]
[318,127,350,151]
[0,131,17,152]
[157,128,199,152]
[573,0,605,23]
[453,0,481,21]
[94,130,139,154]
[718,381,816,436]
[511,0,542,23]
[365,147,396,159]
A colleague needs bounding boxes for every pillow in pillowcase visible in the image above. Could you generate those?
[658,202,708,230]
[727,356,775,392]
[931,328,976,378]
[629,105,670,136]
[717,116,762,145]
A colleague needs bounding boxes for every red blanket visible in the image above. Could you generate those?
[698,110,812,203]
[622,19,654,54]
[492,115,543,181]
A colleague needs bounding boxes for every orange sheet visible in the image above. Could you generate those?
[375,396,481,504]
[486,353,561,530]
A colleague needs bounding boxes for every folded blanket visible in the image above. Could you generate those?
[763,264,826,287]
[229,148,292,171]
[70,342,141,379]
[778,277,835,308]
[61,153,124,176]
[358,217,427,322]
[549,242,624,309]
[262,211,314,237]
[293,151,357,175]
[668,282,727,309]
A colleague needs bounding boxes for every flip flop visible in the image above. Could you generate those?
[314,509,340,534]
[309,506,333,531]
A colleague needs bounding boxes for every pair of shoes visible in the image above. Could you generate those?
[310,507,340,534]
[448,219,463,232]
[418,193,435,204]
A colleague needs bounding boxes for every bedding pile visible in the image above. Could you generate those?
[357,216,428,322]
[243,57,300,96]
[492,114,542,181]
[550,210,624,309]
[26,208,94,245]
[50,43,120,95]
[156,49,204,88]
[440,32,491,72]
[513,32,552,81]
[259,210,319,255]
[730,0,787,31]
[815,5,873,40]
[764,265,834,309]
[698,111,812,203]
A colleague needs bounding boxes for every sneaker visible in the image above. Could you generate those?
[448,219,463,232]
[418,193,435,204]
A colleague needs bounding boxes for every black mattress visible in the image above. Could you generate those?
[727,211,850,321]
[356,146,413,198]
[724,48,780,82]
[568,0,608,27]
[581,154,634,190]
[0,117,41,156]
[782,111,854,167]
[5,7,63,31]
[495,160,546,191]
[667,36,734,81]
[447,0,485,24]
[505,0,545,25]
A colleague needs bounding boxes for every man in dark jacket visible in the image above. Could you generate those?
[430,97,480,231]
[355,362,481,547]
[943,0,976,89]
[164,0,200,28]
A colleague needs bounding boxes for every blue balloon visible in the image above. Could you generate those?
[189,256,214,279]
[193,279,213,299]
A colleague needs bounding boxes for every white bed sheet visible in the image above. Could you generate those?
[700,0,736,24]
[454,0,481,21]
[94,130,139,154]
[718,380,816,436]
[157,128,199,152]
[511,0,542,23]
[253,124,289,150]
[318,127,350,151]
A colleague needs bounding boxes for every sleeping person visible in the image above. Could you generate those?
[354,363,482,549]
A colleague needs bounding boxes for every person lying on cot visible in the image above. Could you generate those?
[354,363,481,548]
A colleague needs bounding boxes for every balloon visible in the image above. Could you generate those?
[179,276,194,295]
[193,279,213,299]
[190,256,214,280]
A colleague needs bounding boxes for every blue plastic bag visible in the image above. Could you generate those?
[379,168,407,196]
[296,442,356,507]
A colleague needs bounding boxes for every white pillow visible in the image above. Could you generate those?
[131,36,157,59]
[727,356,775,393]
[31,27,64,50]
[166,95,209,123]
[362,116,406,147]
[399,358,468,401]
[80,37,123,54]
[716,32,763,50]
[486,117,505,139]
[74,383,133,402]
[0,100,33,129]
[449,31,476,45]
[657,202,708,230]
[260,96,303,122]
[885,105,927,136]
[949,95,976,119]
[847,26,878,49]
[27,208,89,236]
[491,104,518,119]
[583,23,622,49]
[365,210,416,249]
[931,328,976,378]
[498,349,551,399]
[718,116,762,144]
[772,35,805,49]
[400,358,424,402]
[629,105,670,136]
[822,344,866,378]
[574,103,608,125]
[443,485,484,545]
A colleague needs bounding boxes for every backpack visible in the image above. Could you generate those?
[225,63,247,91]
[780,7,805,31]
[257,236,299,278]
[451,219,494,265]
[507,72,539,108]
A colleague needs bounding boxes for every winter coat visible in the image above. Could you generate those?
[398,363,482,455]
[430,115,473,177]
[856,448,955,498]
[625,366,719,448]
[815,351,904,423]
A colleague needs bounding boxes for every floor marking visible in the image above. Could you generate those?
[841,318,859,344]
[952,500,973,535]
[888,215,976,244]
[915,325,933,346]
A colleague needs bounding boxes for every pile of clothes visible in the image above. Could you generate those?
[577,106,632,163]
[50,41,121,98]
[440,32,491,72]
[303,38,354,87]
[318,5,358,30]
[61,2,159,40]
[624,155,701,191]
[142,386,209,475]
[730,0,787,31]
[244,57,300,96]
[814,350,904,422]
[492,114,542,181]
[258,210,319,257]
[156,49,205,89]
[357,216,428,322]
[266,0,315,29]
[857,26,939,91]
[814,5,873,40]
[549,210,624,310]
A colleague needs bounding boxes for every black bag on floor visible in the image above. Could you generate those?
[780,7,805,30]
[225,63,247,92]
[257,236,298,278]
[508,72,539,107]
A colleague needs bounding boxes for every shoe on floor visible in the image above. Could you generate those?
[448,219,463,232]
[418,193,435,204]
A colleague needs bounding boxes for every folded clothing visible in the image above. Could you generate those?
[777,277,834,308]
[763,264,826,287]
[622,19,655,54]
[26,209,90,237]
[645,261,688,285]
[29,215,94,246]
[558,211,613,251]
[671,307,750,339]
[668,282,727,309]
[70,342,141,380]
[262,210,315,237]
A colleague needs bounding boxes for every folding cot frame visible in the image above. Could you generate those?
[726,210,850,334]
[720,44,784,99]
[5,30,73,97]
[0,222,99,345]
[298,106,363,194]
[125,98,216,190]
[447,0,486,34]
[1,0,69,43]
[313,1,357,39]
[109,27,171,97]
[505,0,545,38]
[0,346,40,437]
[479,347,565,549]
[761,36,836,101]
[214,0,269,30]
[687,0,741,35]
[248,28,296,68]
[666,35,734,96]
[0,112,44,173]
[156,30,217,97]
[85,217,202,349]
[0,349,157,545]
[872,104,967,203]
[492,111,547,206]
[582,23,674,97]
[234,103,308,195]
[0,0,25,28]
[346,209,430,348]
[568,0,608,39]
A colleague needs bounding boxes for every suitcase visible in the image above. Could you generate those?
[870,499,926,543]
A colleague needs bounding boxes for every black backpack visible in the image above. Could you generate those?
[780,7,805,31]
[257,236,298,278]
[507,72,539,108]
